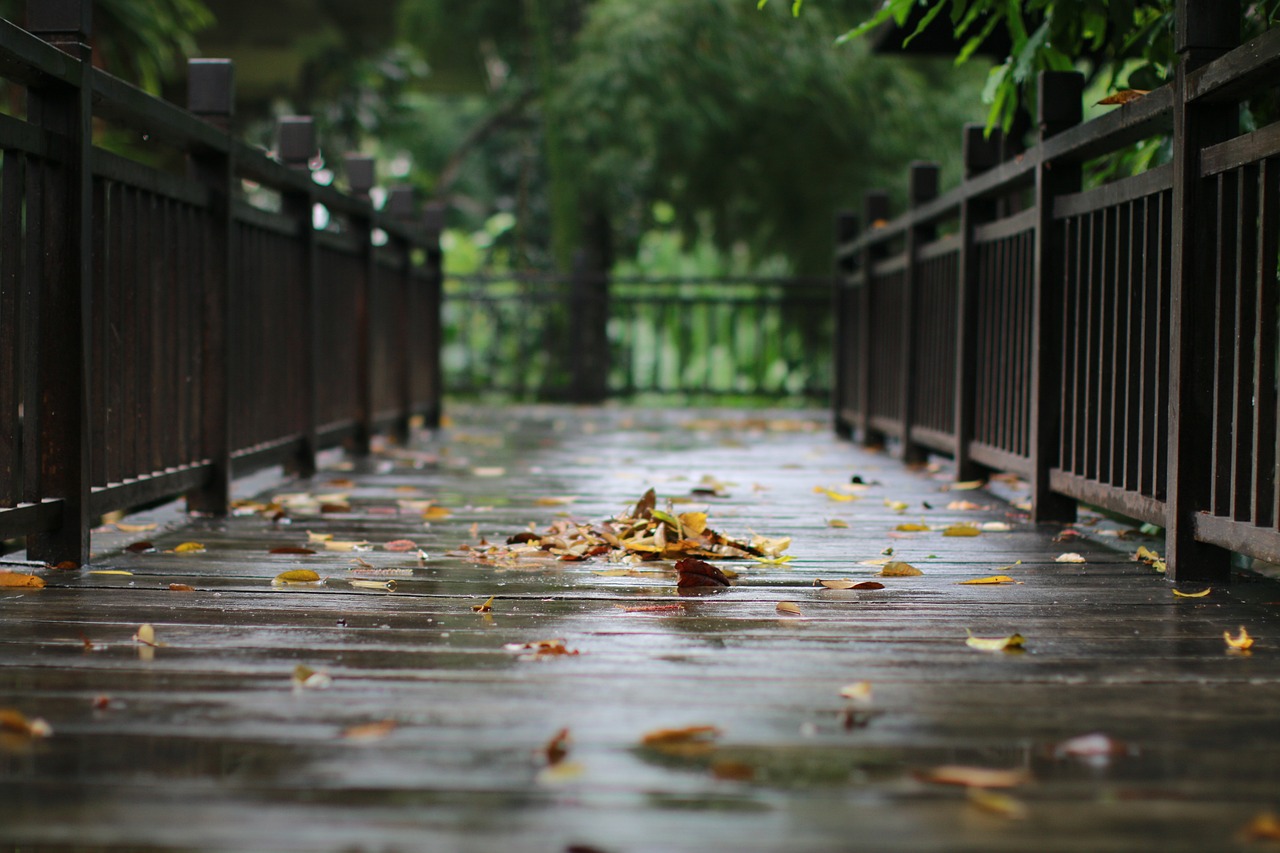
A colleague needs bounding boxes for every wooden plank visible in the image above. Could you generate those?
[1049,469,1167,526]
[1201,121,1280,177]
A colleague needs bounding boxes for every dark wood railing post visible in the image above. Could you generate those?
[833,210,858,439]
[26,1,93,565]
[420,201,445,428]
[278,116,319,477]
[902,162,939,465]
[569,249,609,403]
[1028,71,1083,523]
[859,190,890,448]
[386,185,416,441]
[185,58,235,515]
[344,154,376,455]
[1166,0,1239,582]
[955,124,1001,480]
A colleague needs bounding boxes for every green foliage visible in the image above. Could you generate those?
[800,0,1280,134]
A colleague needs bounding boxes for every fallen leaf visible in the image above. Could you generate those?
[273,569,321,584]
[1172,588,1210,598]
[1055,552,1086,563]
[269,546,315,555]
[323,540,371,552]
[1054,732,1127,763]
[168,583,194,592]
[839,681,873,706]
[472,466,506,477]
[423,506,452,521]
[751,535,792,557]
[919,765,1031,788]
[384,539,418,552]
[114,522,157,533]
[1225,626,1255,650]
[293,664,333,690]
[711,759,756,781]
[947,500,983,511]
[980,522,1013,532]
[883,499,909,512]
[965,631,1025,652]
[306,531,333,543]
[0,708,52,738]
[350,579,396,591]
[89,570,133,576]
[544,727,571,766]
[959,575,1018,585]
[675,558,731,588]
[775,601,802,616]
[534,496,577,507]
[816,579,885,590]
[894,523,930,532]
[754,555,795,566]
[879,561,923,577]
[340,720,397,741]
[171,542,205,554]
[1241,812,1280,841]
[1097,88,1149,105]
[948,480,986,491]
[967,788,1028,819]
[816,487,856,502]
[125,541,155,553]
[827,518,849,528]
[472,595,495,613]
[640,724,721,746]
[0,572,45,588]
[133,624,159,647]
[943,524,981,537]
[505,639,580,659]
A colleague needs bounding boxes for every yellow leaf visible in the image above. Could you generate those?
[817,487,855,502]
[536,760,586,785]
[0,572,45,588]
[965,631,1024,652]
[1225,626,1255,650]
[134,623,157,646]
[1135,545,1162,563]
[88,570,133,576]
[775,601,802,616]
[306,531,334,543]
[350,579,396,591]
[678,512,708,535]
[1241,812,1280,841]
[0,708,52,738]
[920,764,1031,788]
[948,479,986,491]
[959,575,1018,585]
[172,542,205,554]
[292,664,333,690]
[755,555,795,566]
[859,557,893,567]
[839,681,873,705]
[967,788,1028,819]
[114,522,157,533]
[323,540,371,552]
[827,518,849,528]
[341,719,397,741]
[534,496,577,507]
[472,595,495,613]
[1172,588,1210,598]
[943,524,981,537]
[883,499,909,512]
[273,569,321,584]
[980,522,1013,532]
[423,506,452,520]
[472,466,506,477]
[751,535,792,557]
[879,561,923,577]
[1055,552,1086,563]
[894,523,930,532]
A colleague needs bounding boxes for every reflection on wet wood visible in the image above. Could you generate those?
[2,405,1280,852]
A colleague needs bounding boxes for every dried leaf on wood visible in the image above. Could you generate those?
[943,524,981,537]
[948,480,986,491]
[168,583,195,592]
[423,506,452,520]
[340,719,397,741]
[816,578,885,590]
[543,727,571,766]
[967,788,1028,819]
[383,539,418,552]
[827,518,850,528]
[133,623,160,647]
[0,572,44,588]
[114,522,157,533]
[839,681,873,705]
[1172,588,1210,598]
[675,558,731,588]
[171,542,205,554]
[919,764,1031,788]
[1241,812,1280,841]
[535,496,578,507]
[959,576,1019,585]
[125,541,156,553]
[323,540,371,552]
[472,595,495,612]
[1097,89,1149,105]
[89,570,132,576]
[273,569,321,584]
[350,579,396,591]
[775,601,802,616]
[965,631,1025,652]
[306,531,334,543]
[640,724,721,746]
[269,546,316,555]
[1225,626,1255,650]
[1055,552,1086,563]
[0,708,52,738]
[895,523,930,532]
[293,664,333,690]
[505,639,580,660]
[879,561,923,577]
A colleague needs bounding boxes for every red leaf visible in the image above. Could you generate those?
[675,558,731,588]
[269,547,316,555]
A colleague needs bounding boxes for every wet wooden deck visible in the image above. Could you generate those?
[4,405,1280,852]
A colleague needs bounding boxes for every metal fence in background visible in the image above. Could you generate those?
[443,273,833,402]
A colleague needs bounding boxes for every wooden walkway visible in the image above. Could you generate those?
[4,405,1280,852]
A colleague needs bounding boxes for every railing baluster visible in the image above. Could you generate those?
[1254,159,1278,528]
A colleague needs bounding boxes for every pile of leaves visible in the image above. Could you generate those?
[449,488,789,567]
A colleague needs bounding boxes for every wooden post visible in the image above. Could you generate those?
[1166,0,1240,582]
[277,117,318,477]
[1028,71,1083,523]
[833,211,858,439]
[420,201,445,428]
[185,59,235,515]
[859,190,890,448]
[344,154,376,455]
[902,162,939,465]
[26,1,93,565]
[386,185,416,442]
[955,124,1001,480]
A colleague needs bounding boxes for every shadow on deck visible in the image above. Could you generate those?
[3,405,1280,852]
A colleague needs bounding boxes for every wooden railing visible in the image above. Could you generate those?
[834,2,1280,582]
[0,5,442,566]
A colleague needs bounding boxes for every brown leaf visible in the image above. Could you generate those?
[114,522,157,533]
[273,569,321,584]
[919,764,1031,788]
[383,539,418,552]
[0,708,52,738]
[1241,812,1280,841]
[711,759,756,781]
[1097,89,1149,105]
[967,788,1028,820]
[815,578,884,590]
[168,583,195,592]
[958,575,1019,585]
[879,561,923,577]
[640,724,721,746]
[125,541,156,553]
[675,557,731,588]
[269,546,316,555]
[544,727,571,766]
[775,601,802,616]
[0,572,44,589]
[423,506,451,520]
[340,720,397,741]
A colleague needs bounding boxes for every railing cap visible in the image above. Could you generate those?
[344,155,376,196]
[27,0,91,37]
[188,59,235,118]
[386,185,416,220]
[277,116,316,167]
